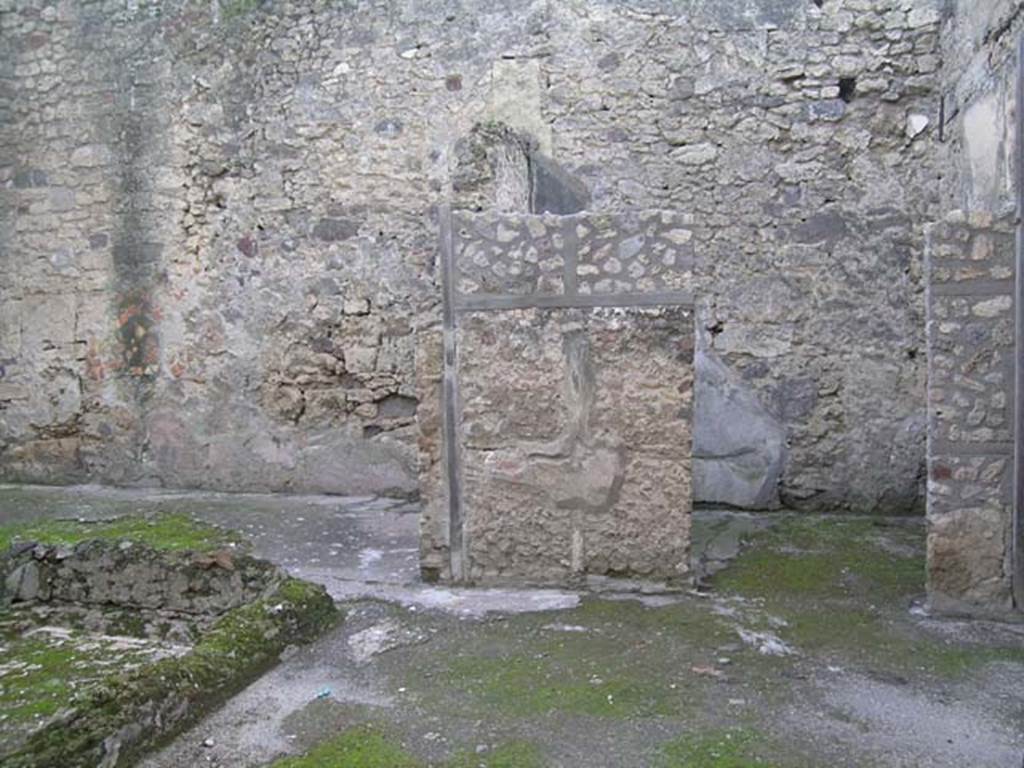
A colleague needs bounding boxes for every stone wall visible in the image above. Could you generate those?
[418,209,694,586]
[924,0,1023,613]
[939,0,1021,215]
[2,539,282,614]
[1,0,941,512]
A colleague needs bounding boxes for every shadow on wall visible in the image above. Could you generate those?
[693,349,785,509]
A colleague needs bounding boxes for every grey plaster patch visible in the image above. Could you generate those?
[693,351,785,509]
[347,618,428,664]
[321,580,582,618]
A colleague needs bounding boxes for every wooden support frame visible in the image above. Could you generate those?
[1014,34,1024,609]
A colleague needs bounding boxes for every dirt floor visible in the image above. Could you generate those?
[2,484,1023,767]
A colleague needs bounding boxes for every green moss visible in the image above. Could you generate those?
[713,518,925,602]
[108,612,147,638]
[659,729,811,768]
[916,642,1024,676]
[711,516,1024,679]
[402,596,770,723]
[446,741,545,768]
[0,513,242,554]
[270,726,420,768]
[428,599,723,719]
[0,630,162,733]
[446,653,678,717]
[4,578,339,768]
[268,728,545,768]
[657,728,785,768]
[0,638,74,723]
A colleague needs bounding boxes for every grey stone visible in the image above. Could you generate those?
[312,217,359,242]
[596,52,621,72]
[373,118,403,137]
[12,168,47,188]
[5,560,41,601]
[529,154,590,215]
[806,99,847,121]
[790,211,849,246]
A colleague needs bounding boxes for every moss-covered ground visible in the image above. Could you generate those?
[267,725,545,768]
[0,618,182,741]
[0,513,243,553]
[238,513,1022,768]
[656,728,795,768]
[5,491,1019,768]
[0,513,338,768]
[712,517,1024,679]
[265,723,794,768]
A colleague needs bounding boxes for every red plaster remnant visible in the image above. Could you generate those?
[117,304,143,327]
[117,297,160,377]
[932,464,952,481]
[193,550,236,571]
[85,340,106,381]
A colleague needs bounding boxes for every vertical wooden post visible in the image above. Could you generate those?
[1013,35,1024,609]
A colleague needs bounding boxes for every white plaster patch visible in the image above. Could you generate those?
[963,90,1010,211]
[905,113,929,139]
[542,623,590,633]
[737,628,794,656]
[347,618,426,664]
[358,548,384,570]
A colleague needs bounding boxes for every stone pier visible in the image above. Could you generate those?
[418,209,695,586]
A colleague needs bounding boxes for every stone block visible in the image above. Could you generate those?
[457,306,693,584]
[420,209,695,586]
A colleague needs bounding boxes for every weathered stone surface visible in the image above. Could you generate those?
[0,0,967,603]
[0,540,282,615]
[694,350,784,509]
[457,306,694,585]
[0,0,941,515]
[928,503,1013,612]
[925,212,1017,613]
[414,308,448,582]
[922,0,1024,614]
[421,209,694,585]
[3,561,40,603]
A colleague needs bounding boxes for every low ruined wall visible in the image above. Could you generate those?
[3,575,337,768]
[0,531,338,768]
[2,540,282,614]
[1,0,940,513]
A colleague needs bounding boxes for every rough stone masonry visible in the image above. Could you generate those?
[1,0,940,513]
[925,0,1024,614]
[417,209,695,585]
[1,0,1022,608]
